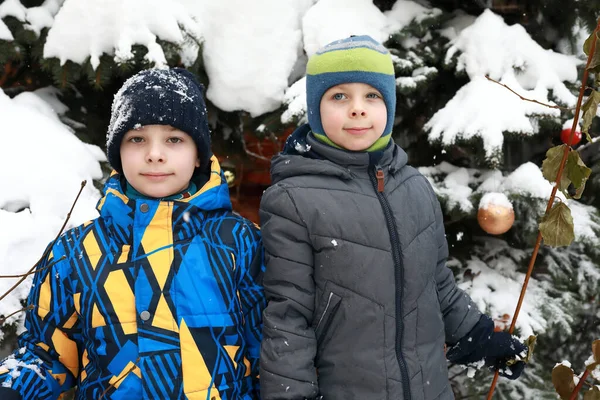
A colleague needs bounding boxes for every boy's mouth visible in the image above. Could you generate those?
[344,127,371,135]
[141,172,173,180]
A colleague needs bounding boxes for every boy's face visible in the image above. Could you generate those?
[319,83,387,151]
[120,125,200,198]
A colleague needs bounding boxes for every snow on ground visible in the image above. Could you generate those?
[0,87,104,339]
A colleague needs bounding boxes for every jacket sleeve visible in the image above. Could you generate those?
[428,184,482,345]
[259,185,319,400]
[235,220,266,397]
[0,243,80,399]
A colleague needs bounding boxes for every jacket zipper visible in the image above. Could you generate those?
[315,292,335,331]
[369,165,411,400]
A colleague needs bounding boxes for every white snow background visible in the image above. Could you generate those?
[0,88,104,338]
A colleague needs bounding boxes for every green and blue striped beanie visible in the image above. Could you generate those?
[306,35,396,151]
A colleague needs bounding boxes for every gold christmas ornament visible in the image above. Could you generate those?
[477,203,515,235]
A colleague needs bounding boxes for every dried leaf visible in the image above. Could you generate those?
[508,335,537,366]
[584,387,600,400]
[585,30,600,72]
[542,145,570,190]
[582,90,600,143]
[552,364,576,400]
[584,31,598,55]
[566,150,592,199]
[523,335,537,363]
[593,340,600,363]
[540,202,575,247]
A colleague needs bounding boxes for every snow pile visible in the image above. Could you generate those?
[384,0,442,34]
[281,77,308,125]
[0,0,62,38]
[302,0,388,57]
[44,0,200,70]
[426,10,580,163]
[201,0,313,116]
[0,87,104,338]
[479,192,513,210]
[440,168,474,213]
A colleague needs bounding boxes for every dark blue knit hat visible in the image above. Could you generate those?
[306,35,396,151]
[106,68,211,174]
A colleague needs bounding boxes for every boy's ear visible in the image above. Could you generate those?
[195,158,201,168]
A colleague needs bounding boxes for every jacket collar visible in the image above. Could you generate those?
[271,123,408,184]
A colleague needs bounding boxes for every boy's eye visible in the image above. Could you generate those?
[332,93,346,100]
[167,137,183,144]
[128,136,144,143]
[367,92,381,99]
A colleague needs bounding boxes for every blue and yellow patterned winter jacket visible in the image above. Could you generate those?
[0,156,265,400]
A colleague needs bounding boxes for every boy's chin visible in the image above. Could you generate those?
[135,186,181,199]
[336,140,374,152]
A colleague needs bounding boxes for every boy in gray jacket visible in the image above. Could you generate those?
[259,35,526,400]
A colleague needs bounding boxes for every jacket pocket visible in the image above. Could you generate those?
[314,281,387,399]
[314,291,342,348]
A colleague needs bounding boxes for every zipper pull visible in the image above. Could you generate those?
[376,167,385,192]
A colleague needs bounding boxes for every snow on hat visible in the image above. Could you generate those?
[306,35,396,151]
[106,68,212,174]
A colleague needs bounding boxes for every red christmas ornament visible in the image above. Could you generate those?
[560,128,582,145]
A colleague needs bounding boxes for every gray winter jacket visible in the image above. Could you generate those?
[259,128,481,400]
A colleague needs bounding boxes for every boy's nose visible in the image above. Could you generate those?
[350,101,367,117]
[147,144,165,163]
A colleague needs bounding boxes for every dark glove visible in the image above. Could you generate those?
[0,387,22,400]
[446,315,527,380]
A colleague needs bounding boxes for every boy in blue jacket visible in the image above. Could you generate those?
[259,35,526,399]
[0,68,265,399]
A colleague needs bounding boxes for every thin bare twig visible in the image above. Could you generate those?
[569,369,591,400]
[486,17,600,400]
[0,181,86,303]
[0,305,34,326]
[240,134,271,162]
[485,75,573,111]
[0,256,66,279]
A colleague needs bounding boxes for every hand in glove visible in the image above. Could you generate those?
[446,315,527,380]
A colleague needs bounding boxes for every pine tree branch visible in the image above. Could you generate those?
[484,75,573,111]
[486,17,600,400]
[0,181,86,303]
